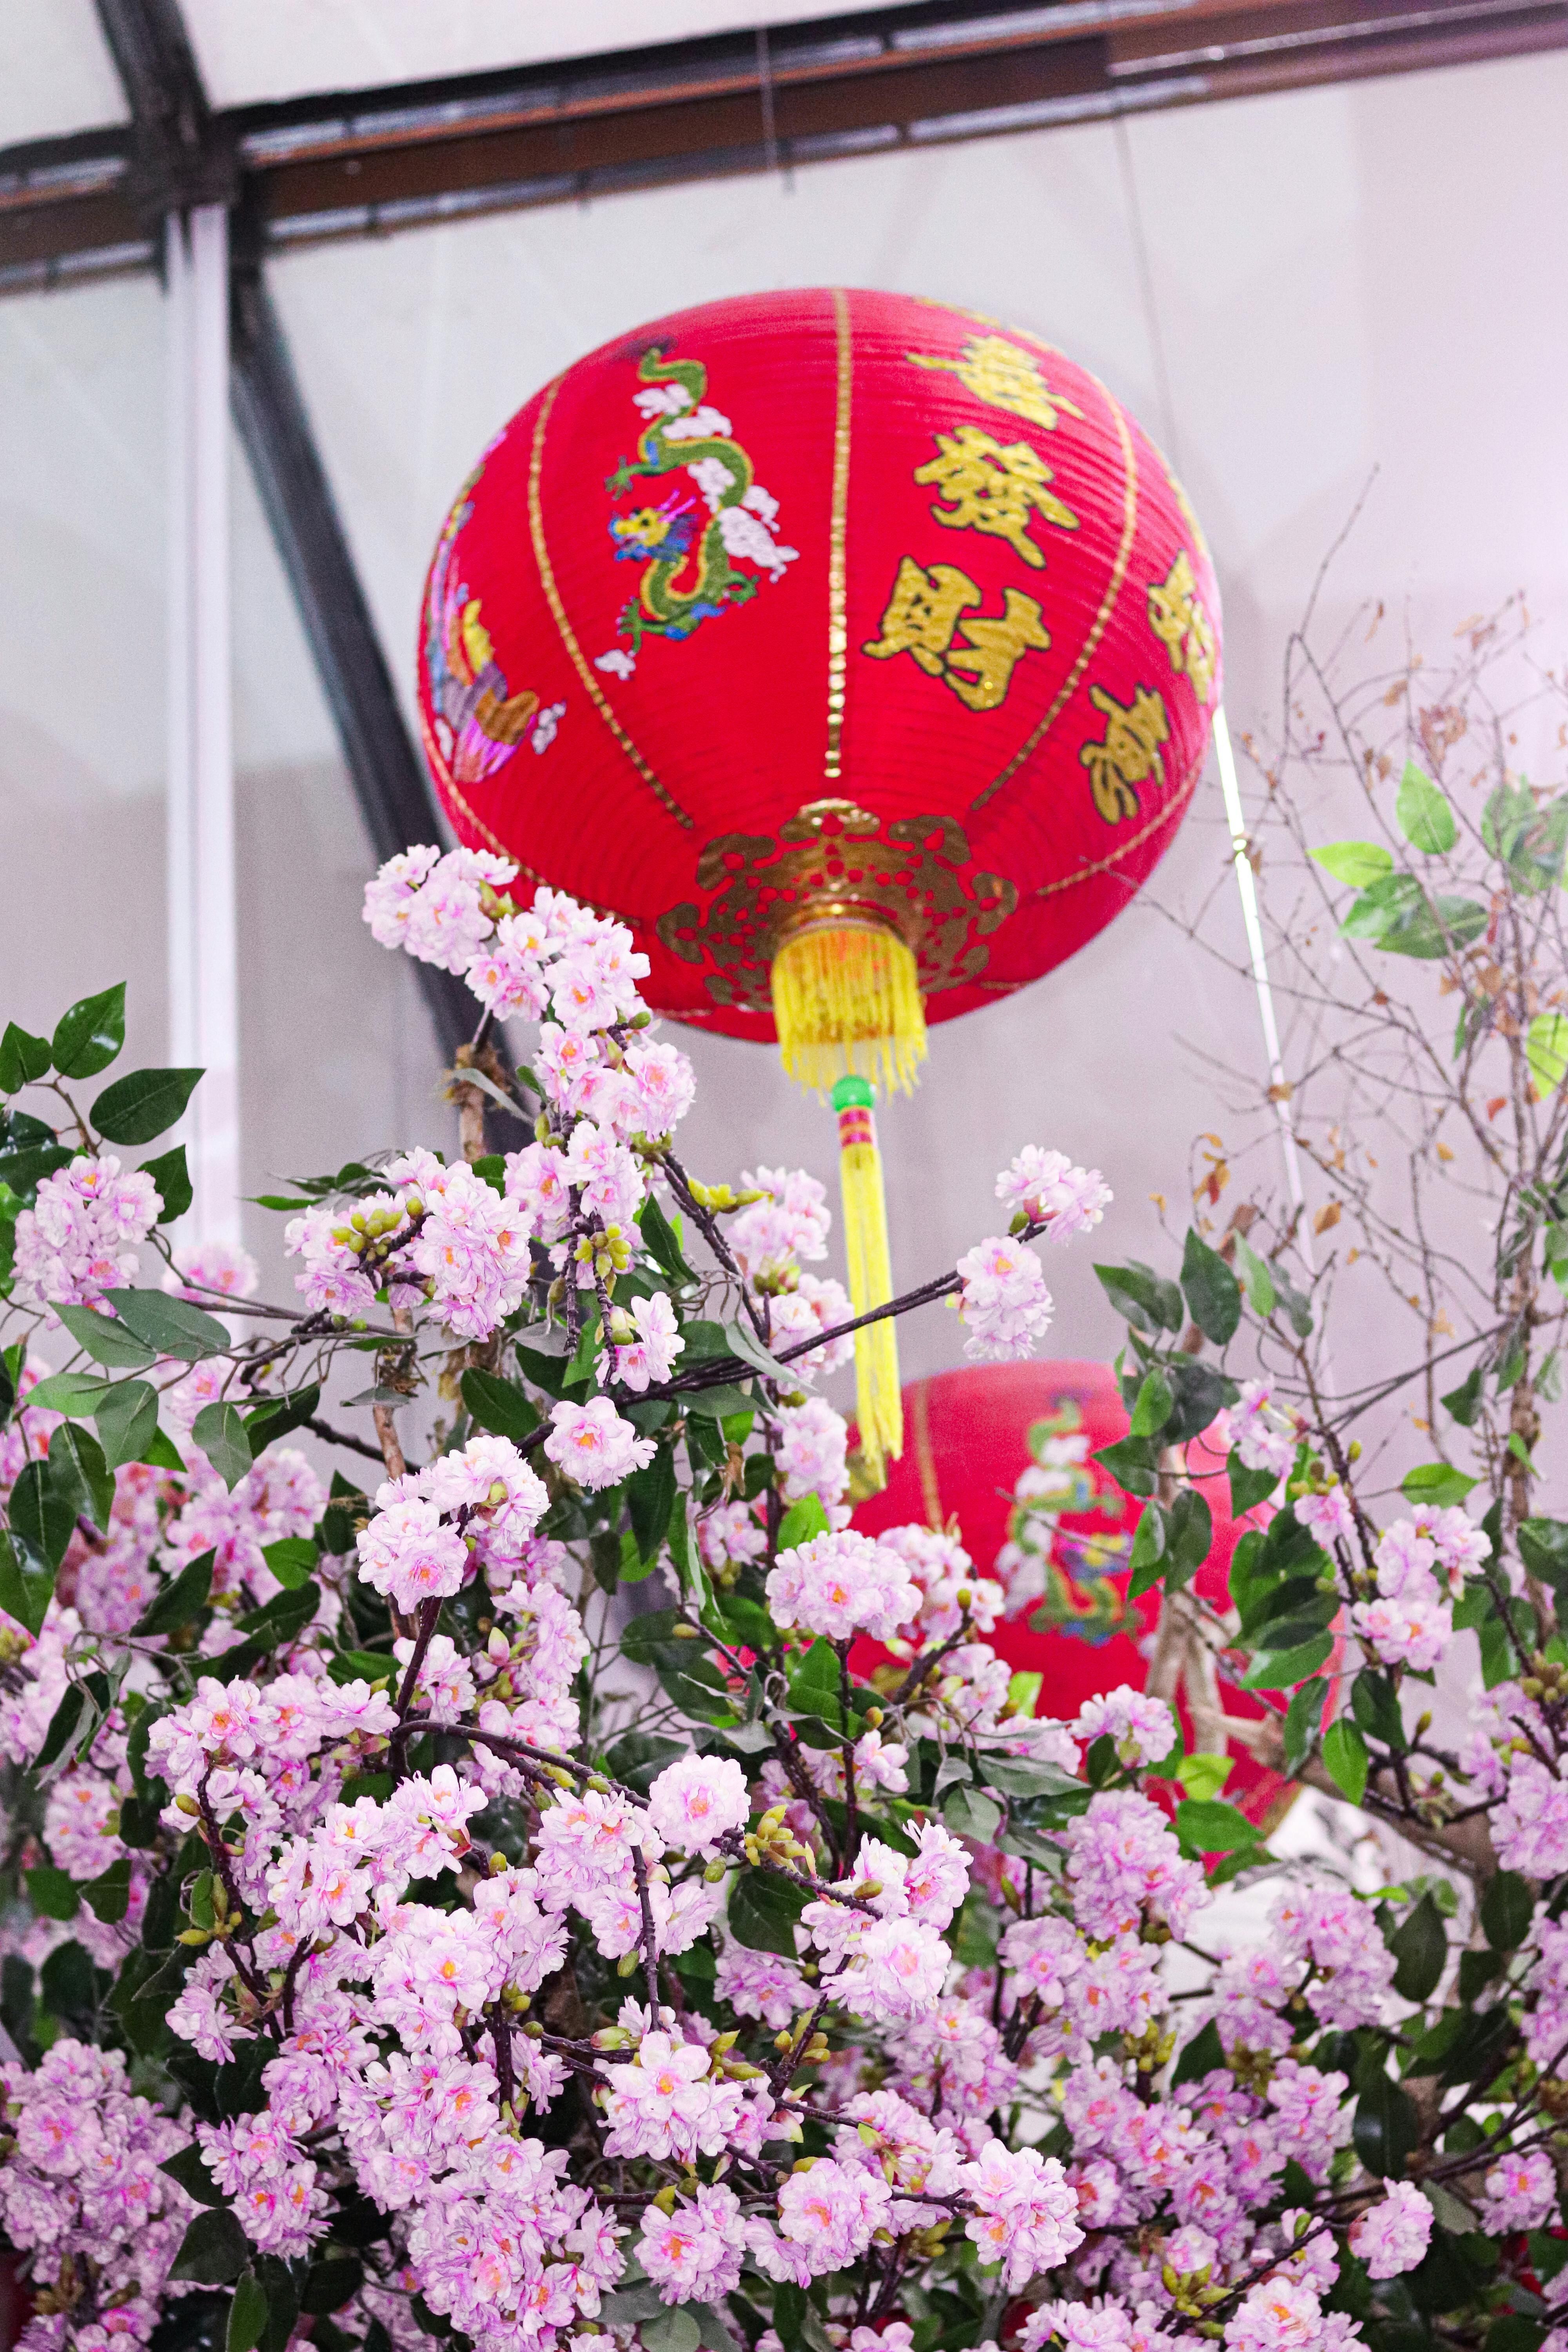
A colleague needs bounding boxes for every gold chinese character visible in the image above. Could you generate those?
[863,559,1048,711]
[914,427,1078,569]
[1080,684,1169,824]
[945,590,1051,712]
[908,334,1085,432]
[861,556,981,676]
[1147,552,1217,705]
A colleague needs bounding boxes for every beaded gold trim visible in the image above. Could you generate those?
[824,288,852,785]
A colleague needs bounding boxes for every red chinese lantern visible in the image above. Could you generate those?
[853,1362,1294,1831]
[417,290,1221,1477]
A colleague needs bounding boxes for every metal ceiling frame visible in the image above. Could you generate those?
[7,0,1566,292]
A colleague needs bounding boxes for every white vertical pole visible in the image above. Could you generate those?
[1212,706,1316,1277]
[166,205,240,1248]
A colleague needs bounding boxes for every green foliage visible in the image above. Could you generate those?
[92,1066,202,1145]
[1386,1893,1446,2001]
[1321,1718,1369,1804]
[1311,840,1394,887]
[1395,760,1457,854]
[1180,1228,1241,1345]
[51,983,126,1080]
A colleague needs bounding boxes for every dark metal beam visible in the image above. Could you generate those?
[227,253,475,1055]
[5,0,1565,288]
[89,0,470,1060]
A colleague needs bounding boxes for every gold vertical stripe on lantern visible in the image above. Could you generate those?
[832,1074,903,1485]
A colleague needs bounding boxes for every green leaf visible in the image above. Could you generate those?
[1311,839,1395,888]
[54,1301,155,1369]
[460,1368,539,1443]
[1126,1500,1167,1601]
[1528,1014,1568,1094]
[1283,1677,1328,1775]
[0,1530,54,1636]
[82,1856,132,1924]
[627,1444,676,1564]
[1172,2017,1226,2086]
[1129,1367,1173,1438]
[637,1194,695,1286]
[52,983,126,1080]
[1441,1365,1485,1428]
[1175,1798,1261,1855]
[1322,1717,1369,1805]
[261,1537,317,1591]
[48,1421,115,1532]
[1388,894,1488,959]
[171,2207,250,2287]
[1228,1452,1279,1518]
[777,1495,829,1553]
[11,1457,75,1569]
[25,1371,111,1416]
[229,2269,270,2352]
[1176,1753,1233,1801]
[1181,1228,1241,1346]
[1167,1487,1213,1591]
[1094,1259,1184,1335]
[25,1865,79,1922]
[159,2142,226,2207]
[94,1379,159,1468]
[91,1067,202,1147]
[1387,1891,1446,2001]
[1232,1232,1277,1316]
[1480,1868,1535,1951]
[728,1871,807,1957]
[192,1401,253,1492]
[132,1548,215,1637]
[1354,2071,1419,2177]
[1351,1669,1407,1750]
[1396,760,1457,854]
[0,1143,73,1203]
[1518,1519,1568,1595]
[1093,1433,1159,1499]
[34,1675,107,1775]
[0,1024,51,1093]
[236,1581,319,1653]
[103,1288,229,1361]
[241,1383,322,1450]
[977,1753,1082,1798]
[1241,1630,1334,1691]
[140,1144,192,1222]
[943,1784,1002,1842]
[1401,1461,1477,1510]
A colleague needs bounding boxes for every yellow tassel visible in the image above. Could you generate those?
[771,918,927,1099]
[832,1075,903,1488]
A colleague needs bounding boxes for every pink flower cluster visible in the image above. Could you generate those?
[1064,1790,1208,1940]
[766,1528,922,1642]
[543,1396,656,1490]
[356,1433,548,1613]
[955,1234,1054,1361]
[1225,1380,1302,1481]
[13,1154,160,1315]
[996,1147,1114,1241]
[1350,1515,1471,1672]
[0,2039,195,2343]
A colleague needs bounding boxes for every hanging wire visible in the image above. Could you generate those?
[1113,107,1317,1280]
[756,28,780,176]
